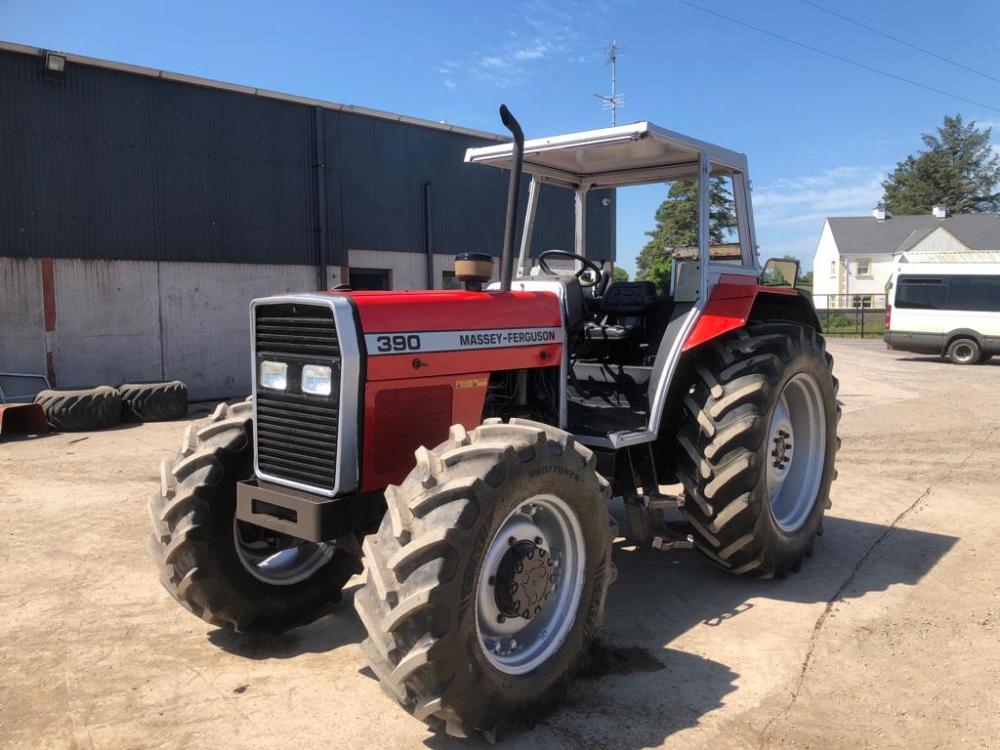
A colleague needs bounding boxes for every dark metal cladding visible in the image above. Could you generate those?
[0,46,615,267]
[254,303,339,491]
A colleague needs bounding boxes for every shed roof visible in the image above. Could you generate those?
[0,39,505,143]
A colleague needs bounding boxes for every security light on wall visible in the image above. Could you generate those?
[43,52,66,79]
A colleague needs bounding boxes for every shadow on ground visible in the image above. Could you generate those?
[207,513,956,749]
[894,354,1000,366]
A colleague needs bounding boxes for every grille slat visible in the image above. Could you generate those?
[254,303,340,491]
[257,407,339,429]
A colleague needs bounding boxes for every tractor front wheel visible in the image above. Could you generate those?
[148,400,362,631]
[675,322,840,578]
[354,418,616,739]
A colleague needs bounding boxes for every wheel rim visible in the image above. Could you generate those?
[954,343,975,363]
[766,373,827,533]
[475,495,586,675]
[233,520,335,585]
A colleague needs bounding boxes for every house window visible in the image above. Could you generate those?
[855,258,871,277]
[852,295,872,309]
[830,260,837,278]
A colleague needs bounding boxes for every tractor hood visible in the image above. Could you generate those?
[329,289,563,382]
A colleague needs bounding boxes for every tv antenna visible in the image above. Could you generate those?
[594,40,623,125]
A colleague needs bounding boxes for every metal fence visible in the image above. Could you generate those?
[809,293,887,338]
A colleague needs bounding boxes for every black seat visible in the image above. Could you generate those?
[584,281,657,341]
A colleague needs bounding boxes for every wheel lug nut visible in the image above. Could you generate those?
[508,536,516,546]
[488,575,495,585]
[534,536,543,545]
[497,614,505,623]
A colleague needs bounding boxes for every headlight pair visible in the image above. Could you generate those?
[259,360,332,396]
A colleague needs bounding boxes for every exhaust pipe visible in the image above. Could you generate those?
[498,104,524,292]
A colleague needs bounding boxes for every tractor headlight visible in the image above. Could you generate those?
[301,364,333,396]
[259,360,288,391]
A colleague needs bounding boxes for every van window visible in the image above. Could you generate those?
[896,274,1000,312]
[945,276,1000,312]
[895,276,945,309]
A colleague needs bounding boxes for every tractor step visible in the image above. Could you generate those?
[641,493,684,510]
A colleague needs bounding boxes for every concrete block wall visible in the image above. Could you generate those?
[1,252,509,401]
[349,249,500,289]
[0,258,46,373]
[0,253,503,401]
[0,257,327,400]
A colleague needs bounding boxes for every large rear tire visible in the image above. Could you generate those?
[354,418,616,739]
[147,400,361,632]
[675,322,839,578]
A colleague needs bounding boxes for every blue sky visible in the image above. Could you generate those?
[4,0,1000,274]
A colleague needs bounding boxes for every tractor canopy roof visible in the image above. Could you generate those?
[465,121,748,190]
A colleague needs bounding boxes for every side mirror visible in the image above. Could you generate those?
[761,258,799,288]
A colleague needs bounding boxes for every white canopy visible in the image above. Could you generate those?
[464,121,748,189]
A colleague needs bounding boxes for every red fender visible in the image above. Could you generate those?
[682,274,807,351]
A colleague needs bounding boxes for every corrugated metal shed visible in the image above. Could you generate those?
[0,43,614,267]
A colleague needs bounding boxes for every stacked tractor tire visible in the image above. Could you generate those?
[33,380,188,431]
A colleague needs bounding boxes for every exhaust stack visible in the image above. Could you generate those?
[498,104,524,292]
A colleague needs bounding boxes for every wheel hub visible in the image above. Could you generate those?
[771,428,793,473]
[493,540,557,620]
[765,373,827,533]
[475,495,585,675]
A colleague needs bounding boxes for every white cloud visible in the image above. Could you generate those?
[753,165,887,270]
[437,0,623,90]
[754,166,886,225]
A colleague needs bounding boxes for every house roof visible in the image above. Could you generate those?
[827,213,1000,255]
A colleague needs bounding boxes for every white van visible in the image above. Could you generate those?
[885,261,1000,364]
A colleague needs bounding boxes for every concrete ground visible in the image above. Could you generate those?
[1,339,998,749]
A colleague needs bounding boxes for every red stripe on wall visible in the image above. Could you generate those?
[41,258,56,331]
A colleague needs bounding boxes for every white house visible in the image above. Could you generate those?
[811,205,1000,308]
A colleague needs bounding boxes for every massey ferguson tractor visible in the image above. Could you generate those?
[147,107,838,739]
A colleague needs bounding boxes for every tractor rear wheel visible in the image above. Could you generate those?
[148,400,361,632]
[675,322,839,578]
[354,418,616,739]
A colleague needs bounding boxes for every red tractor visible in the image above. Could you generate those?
[148,107,838,739]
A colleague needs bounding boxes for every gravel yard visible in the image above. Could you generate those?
[1,339,998,749]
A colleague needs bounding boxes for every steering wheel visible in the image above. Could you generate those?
[536,250,608,291]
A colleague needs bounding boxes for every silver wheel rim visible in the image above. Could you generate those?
[954,343,975,363]
[233,520,335,585]
[766,373,827,533]
[475,495,586,675]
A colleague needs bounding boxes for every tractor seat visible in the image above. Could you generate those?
[584,281,656,341]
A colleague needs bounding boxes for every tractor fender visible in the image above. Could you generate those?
[682,274,819,352]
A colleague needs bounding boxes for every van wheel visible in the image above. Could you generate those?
[947,338,980,365]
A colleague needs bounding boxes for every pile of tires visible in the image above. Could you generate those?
[33,380,188,432]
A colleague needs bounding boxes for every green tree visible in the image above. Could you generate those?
[612,266,629,282]
[636,178,736,292]
[882,115,1000,214]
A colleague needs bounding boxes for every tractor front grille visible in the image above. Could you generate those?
[253,302,340,492]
